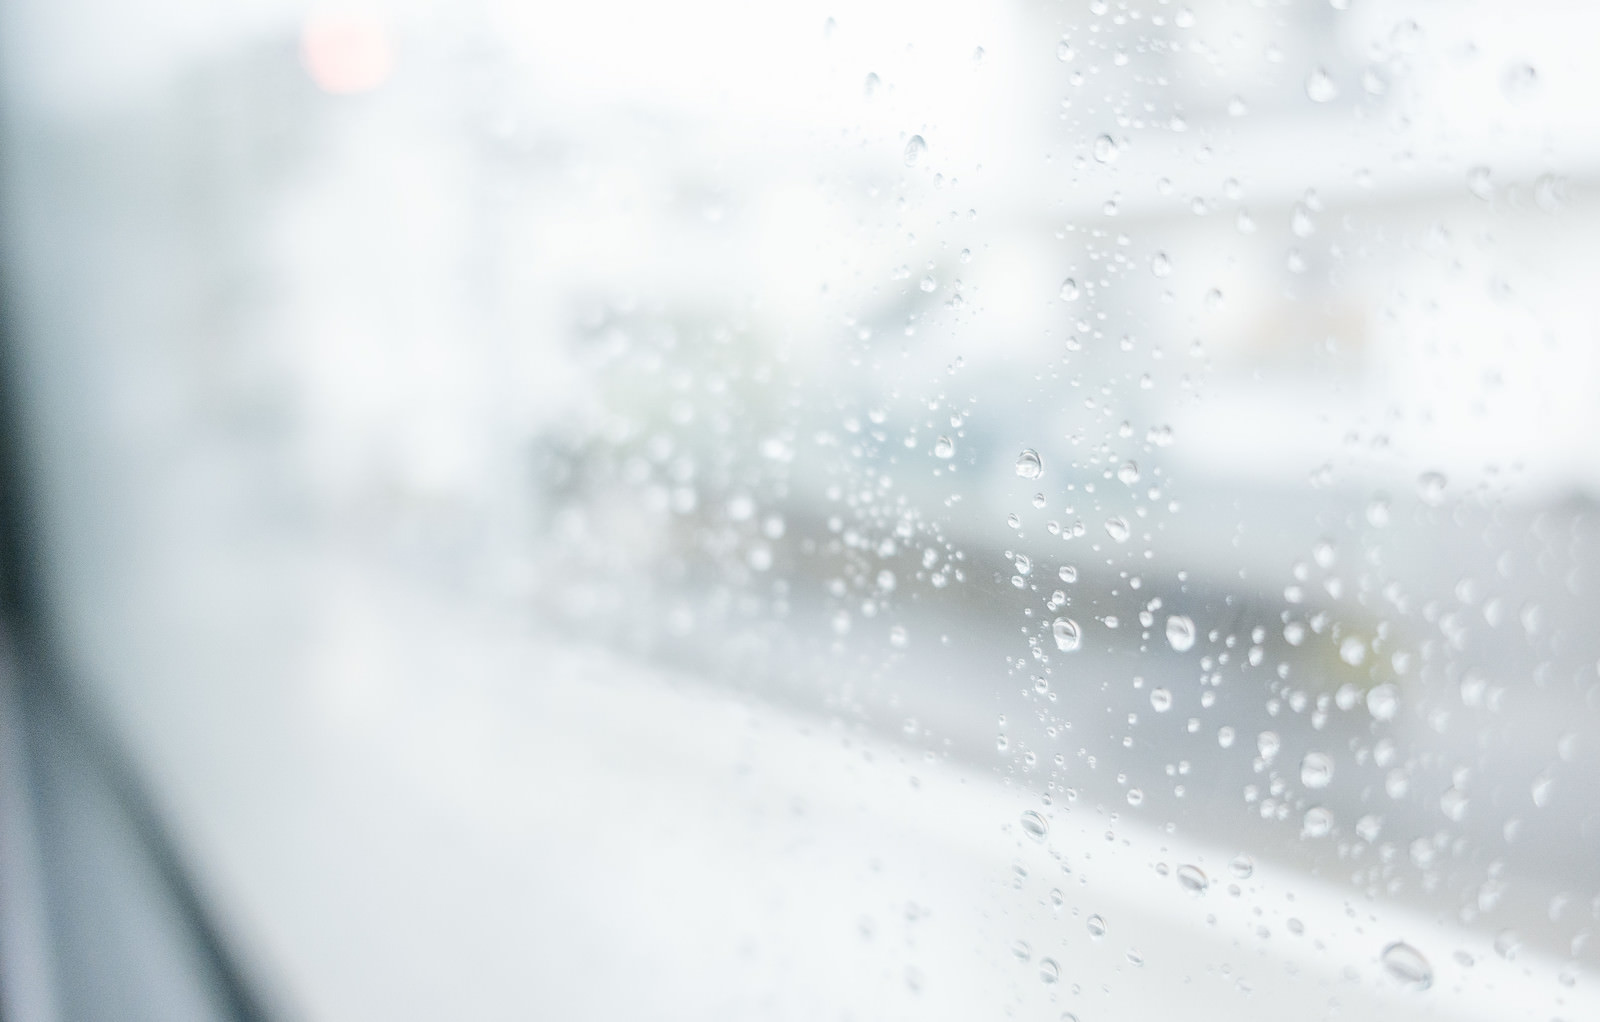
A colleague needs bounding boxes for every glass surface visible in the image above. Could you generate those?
[1,0,1597,1018]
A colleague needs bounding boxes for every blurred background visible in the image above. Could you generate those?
[1,0,1597,1019]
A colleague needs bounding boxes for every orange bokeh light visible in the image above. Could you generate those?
[300,11,394,94]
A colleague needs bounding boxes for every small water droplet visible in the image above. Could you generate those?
[1229,854,1254,880]
[1176,864,1208,893]
[1058,565,1077,583]
[1020,810,1049,842]
[1416,471,1446,505]
[1257,731,1281,761]
[1502,62,1539,104]
[1305,67,1339,103]
[1016,449,1044,480]
[1381,941,1432,989]
[1092,134,1120,163]
[1531,773,1555,808]
[1116,461,1139,485]
[1059,278,1080,302]
[1056,38,1075,62]
[1011,939,1032,961]
[863,72,881,98]
[1126,787,1144,806]
[1150,252,1172,278]
[1038,957,1060,983]
[1302,806,1334,838]
[1165,615,1196,652]
[1150,688,1172,712]
[1301,752,1334,789]
[1104,516,1130,543]
[1086,914,1106,938]
[1467,165,1493,200]
[903,135,927,167]
[889,625,909,648]
[1367,683,1399,721]
[1052,617,1082,652]
[933,436,955,459]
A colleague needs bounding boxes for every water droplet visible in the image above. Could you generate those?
[1056,38,1075,62]
[933,436,955,459]
[919,275,937,293]
[1176,864,1208,893]
[1417,471,1446,505]
[1104,516,1130,543]
[1150,688,1172,712]
[1092,134,1120,163]
[1020,810,1049,842]
[1229,854,1254,880]
[1165,615,1196,652]
[1381,942,1432,989]
[1058,565,1077,583]
[1531,773,1555,808]
[1086,914,1106,938]
[1126,787,1144,806]
[1305,67,1339,103]
[1300,752,1334,789]
[1502,62,1539,104]
[1015,449,1044,480]
[863,72,881,98]
[1257,731,1281,761]
[1052,617,1081,652]
[1302,806,1334,838]
[1494,930,1522,960]
[1011,939,1032,961]
[1367,683,1399,721]
[903,135,927,167]
[1150,252,1171,278]
[1467,165,1493,200]
[1039,957,1060,983]
[889,625,909,648]
[1059,278,1080,302]
[1339,636,1367,666]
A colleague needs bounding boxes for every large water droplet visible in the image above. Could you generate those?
[1165,615,1196,652]
[1305,67,1339,103]
[1381,942,1433,990]
[903,135,927,167]
[1052,617,1081,652]
[1176,864,1208,894]
[1015,449,1044,480]
[1301,752,1334,789]
[1020,810,1049,842]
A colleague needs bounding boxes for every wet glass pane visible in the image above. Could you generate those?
[1,0,1596,1018]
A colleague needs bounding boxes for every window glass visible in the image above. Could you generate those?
[1,0,1596,1018]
